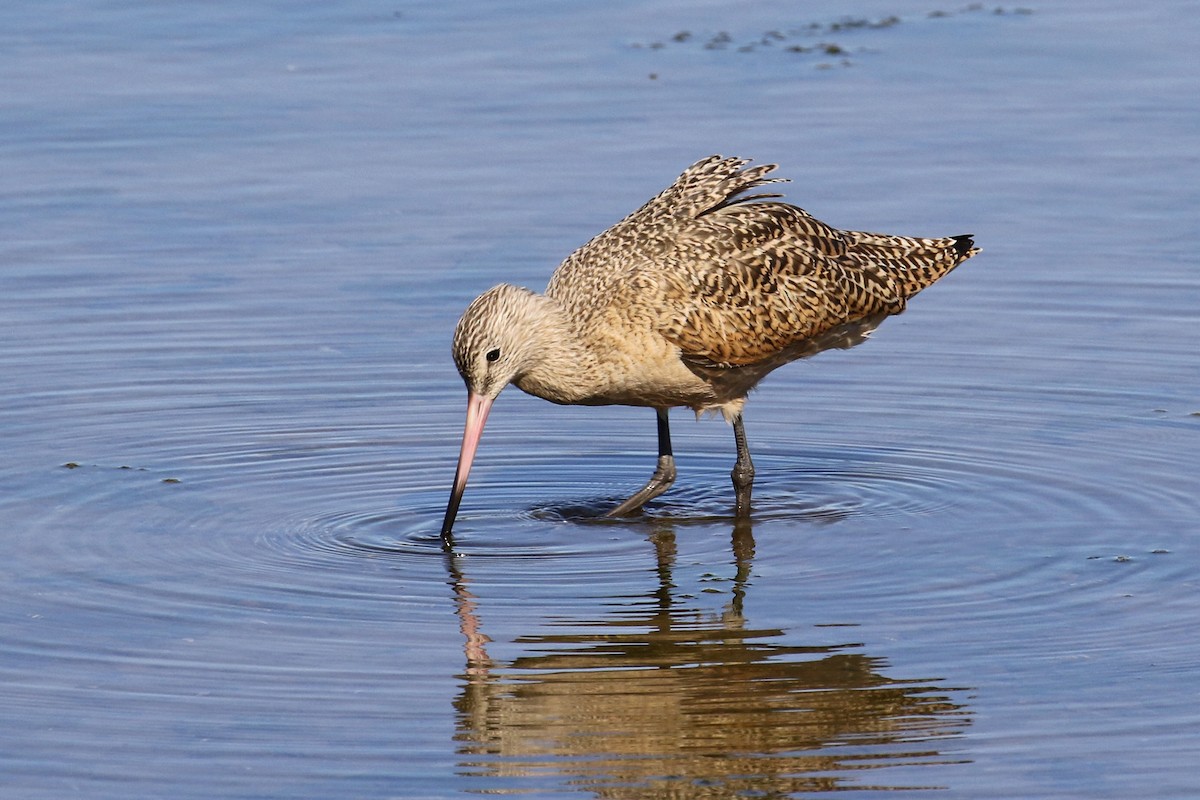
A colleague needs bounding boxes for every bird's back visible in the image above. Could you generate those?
[546,156,978,376]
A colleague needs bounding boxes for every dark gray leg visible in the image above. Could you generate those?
[731,413,755,517]
[607,408,676,517]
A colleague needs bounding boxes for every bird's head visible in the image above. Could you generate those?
[450,283,542,401]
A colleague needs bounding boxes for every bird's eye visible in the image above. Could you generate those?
[485,348,501,363]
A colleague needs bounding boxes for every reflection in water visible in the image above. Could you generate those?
[446,522,972,795]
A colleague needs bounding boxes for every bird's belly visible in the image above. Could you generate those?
[573,378,715,409]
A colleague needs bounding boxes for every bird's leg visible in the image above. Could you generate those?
[606,408,676,517]
[731,414,755,517]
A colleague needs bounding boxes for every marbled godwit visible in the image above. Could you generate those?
[442,156,978,539]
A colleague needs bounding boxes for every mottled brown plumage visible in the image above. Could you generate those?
[442,156,978,540]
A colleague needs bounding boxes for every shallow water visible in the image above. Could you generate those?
[2,1,1198,797]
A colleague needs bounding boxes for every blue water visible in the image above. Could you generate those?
[2,1,1198,798]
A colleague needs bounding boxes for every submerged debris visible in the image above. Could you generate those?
[631,5,1034,70]
[61,461,178,484]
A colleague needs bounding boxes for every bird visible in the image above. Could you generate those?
[441,155,978,541]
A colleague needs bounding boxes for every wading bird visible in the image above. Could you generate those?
[442,156,977,540]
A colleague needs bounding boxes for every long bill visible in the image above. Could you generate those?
[441,391,494,543]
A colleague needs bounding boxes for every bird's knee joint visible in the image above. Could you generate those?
[731,464,755,488]
[655,455,677,479]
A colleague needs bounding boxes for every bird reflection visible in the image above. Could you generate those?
[444,520,971,795]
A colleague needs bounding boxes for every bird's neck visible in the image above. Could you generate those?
[510,294,601,405]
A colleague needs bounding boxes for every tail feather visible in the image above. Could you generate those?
[823,230,978,324]
[952,233,976,257]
